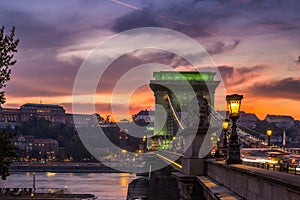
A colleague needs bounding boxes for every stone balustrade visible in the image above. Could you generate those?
[205,159,300,200]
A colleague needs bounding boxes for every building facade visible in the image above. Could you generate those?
[133,109,155,123]
[264,114,295,128]
[65,113,102,127]
[0,103,102,127]
[0,107,20,123]
[20,103,66,123]
[12,135,59,161]
[33,138,59,160]
[237,111,260,128]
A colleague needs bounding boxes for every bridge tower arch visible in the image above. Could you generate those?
[149,71,220,150]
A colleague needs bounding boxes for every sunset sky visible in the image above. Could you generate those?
[1,0,300,121]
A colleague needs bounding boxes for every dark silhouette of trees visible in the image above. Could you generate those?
[0,26,19,103]
[0,130,18,180]
[17,118,76,147]
[0,26,19,180]
[65,134,94,162]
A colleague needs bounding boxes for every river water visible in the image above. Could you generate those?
[0,172,137,200]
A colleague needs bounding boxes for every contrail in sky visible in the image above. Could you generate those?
[109,0,187,26]
[110,0,142,11]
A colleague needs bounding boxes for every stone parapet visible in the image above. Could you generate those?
[197,176,243,200]
[205,159,300,200]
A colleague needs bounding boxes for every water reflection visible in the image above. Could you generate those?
[120,173,130,187]
[46,172,57,177]
[0,172,136,200]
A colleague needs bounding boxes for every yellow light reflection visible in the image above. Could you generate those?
[119,173,129,187]
[46,172,57,177]
[156,153,182,169]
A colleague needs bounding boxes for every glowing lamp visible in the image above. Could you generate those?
[266,128,273,137]
[266,128,273,146]
[222,119,229,131]
[226,94,243,118]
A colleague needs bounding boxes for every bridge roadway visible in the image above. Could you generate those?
[166,95,289,153]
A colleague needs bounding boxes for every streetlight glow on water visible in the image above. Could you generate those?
[0,172,136,200]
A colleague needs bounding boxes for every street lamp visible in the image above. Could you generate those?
[266,128,272,146]
[226,94,243,164]
[222,119,230,148]
[143,135,147,151]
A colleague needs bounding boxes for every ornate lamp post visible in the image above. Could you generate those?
[226,94,243,164]
[266,128,272,147]
[222,119,229,148]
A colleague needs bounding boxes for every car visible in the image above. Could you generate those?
[241,148,270,163]
[296,165,300,172]
[279,154,300,170]
[265,151,289,165]
[241,148,287,164]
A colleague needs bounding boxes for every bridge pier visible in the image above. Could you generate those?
[172,172,201,200]
[172,97,214,200]
[172,138,208,200]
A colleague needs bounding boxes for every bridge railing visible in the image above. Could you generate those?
[245,161,300,176]
[205,159,300,199]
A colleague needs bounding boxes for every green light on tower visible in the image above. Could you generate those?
[153,71,215,81]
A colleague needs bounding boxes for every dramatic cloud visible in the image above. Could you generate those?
[248,77,300,100]
[61,101,153,117]
[96,49,193,94]
[1,0,300,119]
[112,8,160,32]
[6,52,82,98]
[0,9,74,49]
[207,40,240,55]
[218,65,267,87]
[112,1,227,37]
[112,0,300,38]
[217,65,234,84]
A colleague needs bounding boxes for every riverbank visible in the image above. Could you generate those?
[0,188,96,200]
[9,162,124,173]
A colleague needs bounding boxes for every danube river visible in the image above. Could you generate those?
[0,172,137,200]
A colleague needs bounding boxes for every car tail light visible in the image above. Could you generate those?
[291,158,296,164]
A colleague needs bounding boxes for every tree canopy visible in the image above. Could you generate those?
[0,26,19,180]
[0,130,18,180]
[0,26,19,103]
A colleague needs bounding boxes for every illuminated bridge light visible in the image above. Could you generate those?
[153,71,216,81]
[146,126,154,131]
[156,153,182,169]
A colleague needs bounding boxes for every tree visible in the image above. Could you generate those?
[65,134,94,162]
[0,26,19,180]
[0,26,19,103]
[0,130,18,180]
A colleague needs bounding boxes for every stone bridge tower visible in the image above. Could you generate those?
[149,71,220,150]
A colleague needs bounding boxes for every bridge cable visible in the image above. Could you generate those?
[166,95,185,130]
